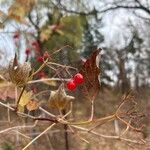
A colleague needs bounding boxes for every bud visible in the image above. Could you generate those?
[8,54,31,86]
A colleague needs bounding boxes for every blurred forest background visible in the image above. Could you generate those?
[0,0,149,92]
[0,0,150,149]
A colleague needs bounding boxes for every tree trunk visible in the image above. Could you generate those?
[117,54,130,93]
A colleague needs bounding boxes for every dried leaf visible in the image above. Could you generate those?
[0,74,18,100]
[26,100,39,111]
[8,0,36,23]
[8,2,26,23]
[48,84,74,109]
[16,0,37,6]
[80,49,101,101]
[0,10,8,28]
[0,83,16,100]
[18,104,24,113]
[19,90,33,107]
[40,28,52,42]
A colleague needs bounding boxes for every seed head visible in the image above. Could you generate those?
[8,54,31,86]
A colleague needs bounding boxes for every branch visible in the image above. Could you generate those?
[28,13,39,30]
[22,123,56,150]
[71,125,145,145]
[58,2,150,17]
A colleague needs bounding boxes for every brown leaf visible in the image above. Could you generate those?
[26,100,39,111]
[0,10,8,28]
[8,0,36,23]
[16,0,37,6]
[0,75,17,100]
[8,2,26,23]
[79,49,101,101]
[0,83,16,100]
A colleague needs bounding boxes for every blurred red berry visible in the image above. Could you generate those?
[36,56,43,62]
[73,73,84,85]
[31,86,37,93]
[43,51,50,60]
[13,33,19,39]
[32,41,39,47]
[25,48,31,55]
[37,71,45,78]
[66,79,76,91]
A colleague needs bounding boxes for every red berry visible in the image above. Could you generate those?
[66,80,76,91]
[31,86,37,93]
[37,71,45,78]
[32,41,39,47]
[36,56,43,62]
[25,48,31,55]
[13,33,19,39]
[73,73,84,85]
[43,51,49,60]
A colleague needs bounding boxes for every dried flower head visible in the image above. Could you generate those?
[8,54,31,86]
[48,83,75,110]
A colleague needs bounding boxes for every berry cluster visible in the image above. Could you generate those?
[36,51,50,63]
[66,73,84,91]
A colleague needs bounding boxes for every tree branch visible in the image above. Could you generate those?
[58,2,150,17]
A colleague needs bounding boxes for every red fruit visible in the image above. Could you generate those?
[37,71,45,78]
[25,48,31,55]
[13,33,19,39]
[66,80,76,91]
[43,51,49,60]
[36,56,43,62]
[31,86,37,93]
[32,41,39,47]
[73,73,84,85]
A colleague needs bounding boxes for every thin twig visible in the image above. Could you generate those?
[22,123,56,150]
[0,123,37,134]
[71,125,145,145]
[30,60,48,77]
[27,78,69,84]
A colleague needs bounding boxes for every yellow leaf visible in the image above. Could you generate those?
[19,90,33,107]
[40,28,52,42]
[0,10,8,28]
[8,0,36,23]
[8,3,26,23]
[16,0,37,7]
[18,104,24,113]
